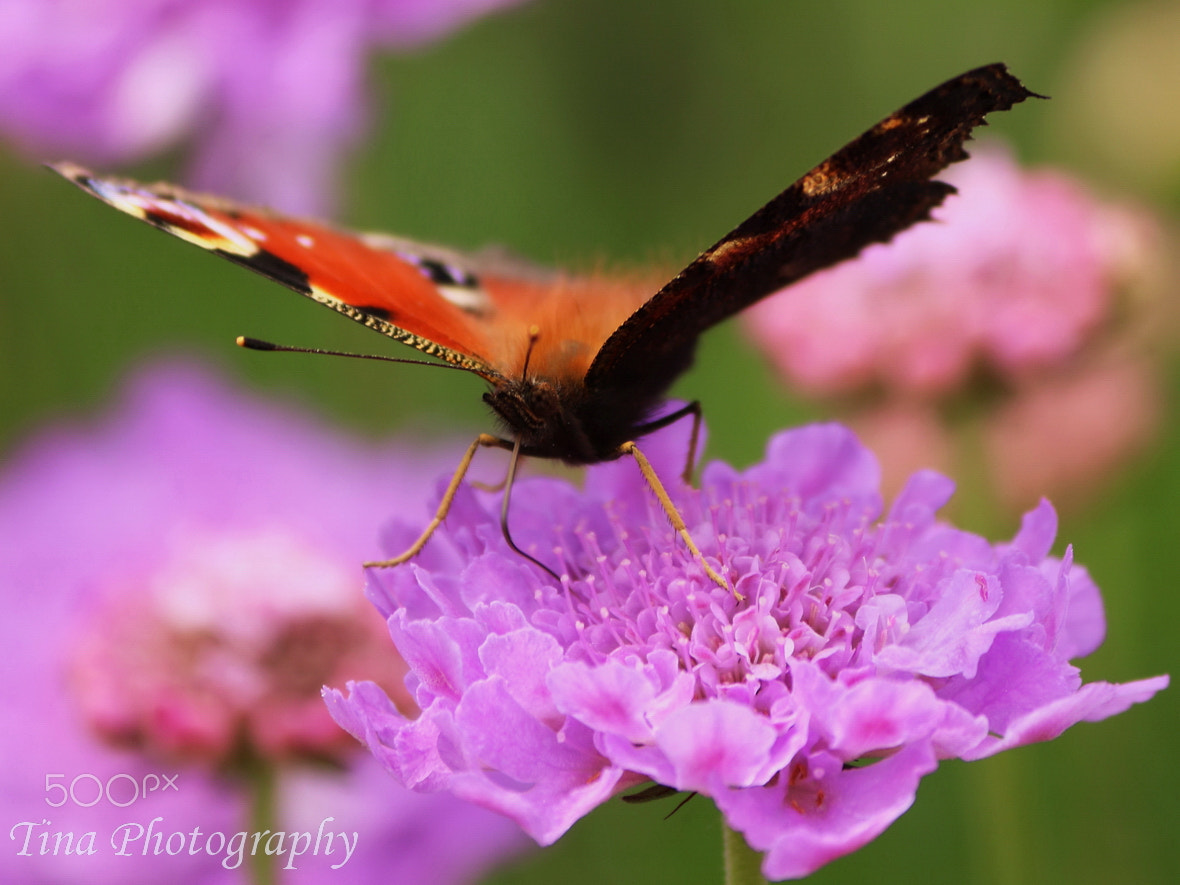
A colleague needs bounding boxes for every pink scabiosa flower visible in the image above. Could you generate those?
[327,417,1167,881]
[0,362,526,883]
[741,146,1171,511]
[743,146,1140,395]
[0,0,529,215]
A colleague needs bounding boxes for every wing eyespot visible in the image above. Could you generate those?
[393,251,492,316]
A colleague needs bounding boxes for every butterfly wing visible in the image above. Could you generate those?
[584,63,1040,396]
[50,163,555,382]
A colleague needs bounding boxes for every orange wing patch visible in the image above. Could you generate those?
[51,163,501,378]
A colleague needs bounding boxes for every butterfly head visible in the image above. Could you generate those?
[483,377,612,464]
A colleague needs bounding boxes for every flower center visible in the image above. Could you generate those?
[68,527,407,765]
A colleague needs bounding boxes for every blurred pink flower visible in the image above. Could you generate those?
[69,526,410,764]
[0,361,526,883]
[844,354,1163,512]
[743,147,1154,396]
[841,401,955,502]
[0,0,528,215]
[743,146,1173,512]
[982,358,1161,511]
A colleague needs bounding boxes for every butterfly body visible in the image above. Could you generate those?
[52,63,1040,584]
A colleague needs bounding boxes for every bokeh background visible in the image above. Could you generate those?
[1,0,1176,882]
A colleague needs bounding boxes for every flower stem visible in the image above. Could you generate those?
[246,758,279,885]
[722,820,768,885]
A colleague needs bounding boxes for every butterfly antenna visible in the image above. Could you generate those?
[236,336,472,372]
[500,435,563,582]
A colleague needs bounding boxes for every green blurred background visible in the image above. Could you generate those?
[2,0,1176,882]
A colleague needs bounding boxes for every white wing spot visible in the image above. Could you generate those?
[296,234,315,248]
[243,226,267,241]
[438,285,490,314]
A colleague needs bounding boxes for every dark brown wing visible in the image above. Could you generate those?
[584,63,1041,397]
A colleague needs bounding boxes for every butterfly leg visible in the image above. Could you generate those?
[618,440,732,594]
[629,400,704,484]
[679,402,703,484]
[364,433,513,568]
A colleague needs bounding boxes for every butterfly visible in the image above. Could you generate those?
[53,63,1038,591]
